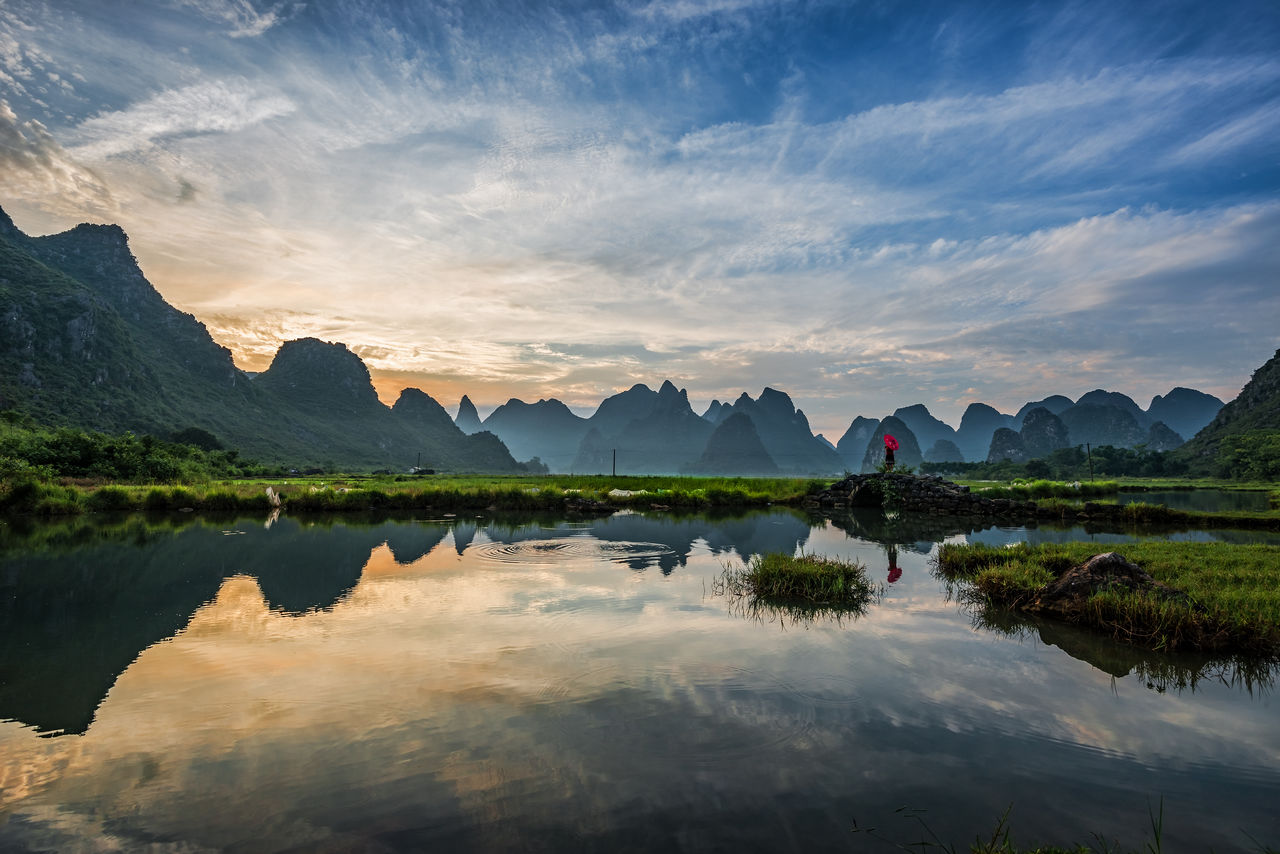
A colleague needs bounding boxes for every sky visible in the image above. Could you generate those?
[1,0,1278,437]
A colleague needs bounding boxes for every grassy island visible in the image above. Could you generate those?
[936,541,1280,655]
[715,552,882,624]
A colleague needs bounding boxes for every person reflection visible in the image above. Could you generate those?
[886,543,902,584]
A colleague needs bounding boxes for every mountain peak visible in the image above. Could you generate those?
[455,395,483,434]
[257,338,381,412]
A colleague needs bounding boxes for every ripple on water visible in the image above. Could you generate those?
[468,538,676,567]
[536,661,819,766]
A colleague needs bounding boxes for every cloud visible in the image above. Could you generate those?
[168,0,293,38]
[0,100,116,218]
[68,79,296,160]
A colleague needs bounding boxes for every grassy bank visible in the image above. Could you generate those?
[936,541,1280,655]
[0,474,821,517]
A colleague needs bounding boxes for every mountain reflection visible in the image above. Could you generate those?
[0,509,811,736]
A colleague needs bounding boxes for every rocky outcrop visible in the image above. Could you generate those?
[1028,552,1193,620]
[455,395,483,434]
[956,402,1014,462]
[806,473,1036,519]
[862,416,922,472]
[987,427,1028,463]
[837,416,879,471]
[1020,407,1070,459]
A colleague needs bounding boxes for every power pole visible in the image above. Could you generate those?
[612,448,617,477]
[1086,443,1093,482]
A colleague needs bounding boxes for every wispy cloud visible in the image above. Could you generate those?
[2,0,1277,435]
[68,79,295,160]
[0,99,116,218]
[168,0,294,38]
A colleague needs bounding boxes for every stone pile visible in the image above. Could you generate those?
[805,473,1037,520]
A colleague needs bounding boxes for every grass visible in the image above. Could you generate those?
[936,541,1280,655]
[714,551,882,625]
[0,474,821,517]
[958,479,1121,500]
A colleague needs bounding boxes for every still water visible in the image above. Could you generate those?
[1112,489,1272,513]
[0,510,1276,853]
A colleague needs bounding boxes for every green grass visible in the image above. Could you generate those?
[0,474,818,517]
[936,541,1280,654]
[719,551,880,605]
[957,479,1120,500]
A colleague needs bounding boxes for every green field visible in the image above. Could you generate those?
[0,473,823,516]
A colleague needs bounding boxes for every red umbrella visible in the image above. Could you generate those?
[883,434,899,451]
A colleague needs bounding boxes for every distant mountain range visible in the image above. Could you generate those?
[1,204,1267,475]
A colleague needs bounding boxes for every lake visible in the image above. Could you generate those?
[1,509,1276,853]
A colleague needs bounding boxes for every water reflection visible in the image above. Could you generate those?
[0,509,1277,853]
[0,510,809,736]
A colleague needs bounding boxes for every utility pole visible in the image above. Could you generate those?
[1086,443,1093,482]
[612,448,617,477]
[416,452,421,471]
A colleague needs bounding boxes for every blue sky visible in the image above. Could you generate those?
[1,0,1278,436]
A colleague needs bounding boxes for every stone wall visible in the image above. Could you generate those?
[806,473,1038,521]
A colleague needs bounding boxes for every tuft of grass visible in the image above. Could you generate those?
[720,551,880,607]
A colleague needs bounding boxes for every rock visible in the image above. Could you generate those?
[1020,407,1071,459]
[986,427,1028,463]
[1031,552,1191,618]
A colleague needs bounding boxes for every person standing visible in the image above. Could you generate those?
[883,434,898,471]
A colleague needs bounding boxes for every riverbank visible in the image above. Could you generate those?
[935,541,1280,655]
[0,474,820,517]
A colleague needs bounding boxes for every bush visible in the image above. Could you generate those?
[87,486,134,512]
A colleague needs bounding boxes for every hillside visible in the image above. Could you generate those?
[1177,348,1280,471]
[0,208,519,472]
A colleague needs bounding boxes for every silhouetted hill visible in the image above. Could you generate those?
[1020,407,1070,459]
[836,416,879,472]
[1146,387,1224,440]
[1015,395,1073,425]
[987,427,1028,463]
[956,403,1014,462]
[572,427,613,473]
[1145,421,1184,452]
[1075,390,1150,428]
[723,388,843,474]
[587,383,663,437]
[924,439,964,463]
[892,404,957,455]
[613,382,714,473]
[392,388,521,472]
[1058,403,1146,449]
[1177,348,1280,468]
[257,338,382,415]
[684,412,778,475]
[0,207,520,472]
[702,400,728,422]
[862,416,922,472]
[482,397,588,468]
[455,395,483,434]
